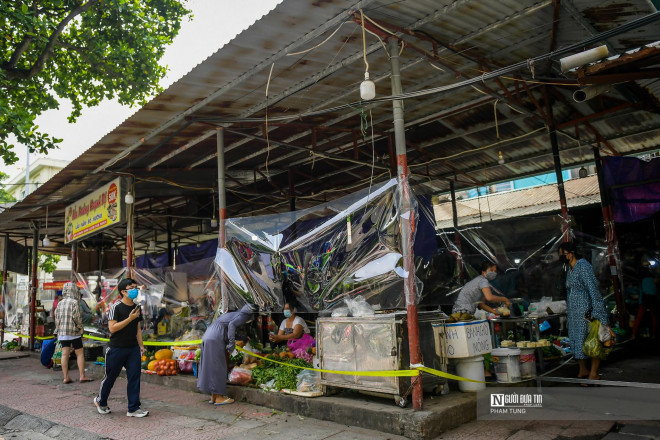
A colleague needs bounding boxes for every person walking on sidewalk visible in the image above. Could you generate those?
[55,282,93,384]
[94,278,148,417]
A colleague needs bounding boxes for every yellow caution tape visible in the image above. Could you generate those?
[13,334,55,341]
[11,333,200,347]
[237,347,486,383]
[82,334,202,347]
[417,366,486,384]
[142,339,202,347]
[237,346,418,377]
[10,333,483,383]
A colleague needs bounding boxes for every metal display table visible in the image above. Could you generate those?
[488,313,567,371]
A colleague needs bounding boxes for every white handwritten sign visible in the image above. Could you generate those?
[437,320,492,358]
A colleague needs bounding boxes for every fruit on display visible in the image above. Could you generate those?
[147,360,158,371]
[154,359,178,376]
[154,349,173,360]
[448,312,475,323]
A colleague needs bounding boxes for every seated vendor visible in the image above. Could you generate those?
[453,261,511,315]
[269,302,310,343]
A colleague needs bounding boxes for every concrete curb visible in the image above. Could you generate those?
[0,403,105,440]
[0,351,30,361]
[87,363,476,439]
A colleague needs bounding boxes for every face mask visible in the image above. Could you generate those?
[559,255,568,265]
[485,271,497,280]
[283,310,292,318]
[127,288,139,300]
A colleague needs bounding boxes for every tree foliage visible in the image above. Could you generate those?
[39,253,61,274]
[0,171,16,203]
[0,0,191,165]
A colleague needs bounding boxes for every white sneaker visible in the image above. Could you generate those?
[93,397,110,415]
[126,408,149,418]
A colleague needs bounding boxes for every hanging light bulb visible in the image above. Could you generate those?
[210,191,218,227]
[360,72,376,101]
[42,205,51,246]
[148,240,156,251]
[576,129,588,179]
[125,192,134,204]
[497,151,505,165]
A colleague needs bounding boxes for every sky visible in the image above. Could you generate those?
[4,0,282,180]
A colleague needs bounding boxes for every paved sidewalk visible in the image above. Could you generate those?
[0,355,622,440]
[0,356,407,440]
[433,419,616,440]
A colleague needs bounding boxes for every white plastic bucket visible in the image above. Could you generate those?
[491,348,521,383]
[519,348,537,379]
[455,355,486,392]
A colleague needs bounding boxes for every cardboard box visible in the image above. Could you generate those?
[434,320,492,358]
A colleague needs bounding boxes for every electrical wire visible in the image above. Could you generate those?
[360,9,369,74]
[287,22,348,56]
[265,62,275,179]
[296,171,390,201]
[365,27,390,56]
[137,176,213,191]
[409,126,547,167]
[493,99,500,139]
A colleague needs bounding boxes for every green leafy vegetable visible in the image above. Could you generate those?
[251,357,313,391]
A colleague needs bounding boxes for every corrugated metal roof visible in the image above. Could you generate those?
[1,0,659,251]
[434,174,602,228]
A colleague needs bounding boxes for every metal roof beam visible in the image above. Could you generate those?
[188,58,428,169]
[191,3,554,172]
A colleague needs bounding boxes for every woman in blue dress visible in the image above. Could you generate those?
[559,242,610,381]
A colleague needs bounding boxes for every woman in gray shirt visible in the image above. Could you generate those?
[453,261,511,314]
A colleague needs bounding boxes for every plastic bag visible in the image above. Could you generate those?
[549,300,567,314]
[331,306,350,317]
[344,295,374,317]
[528,297,552,317]
[242,344,262,364]
[260,378,277,391]
[597,321,615,344]
[228,367,252,385]
[296,369,320,393]
[582,319,613,360]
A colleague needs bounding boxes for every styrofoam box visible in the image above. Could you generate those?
[434,319,492,359]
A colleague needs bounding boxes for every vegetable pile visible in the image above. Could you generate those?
[2,340,20,351]
[251,357,313,391]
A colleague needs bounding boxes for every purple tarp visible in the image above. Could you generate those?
[603,156,660,223]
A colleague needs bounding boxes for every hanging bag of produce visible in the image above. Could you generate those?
[582,319,613,360]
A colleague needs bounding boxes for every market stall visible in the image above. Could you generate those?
[317,310,447,406]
